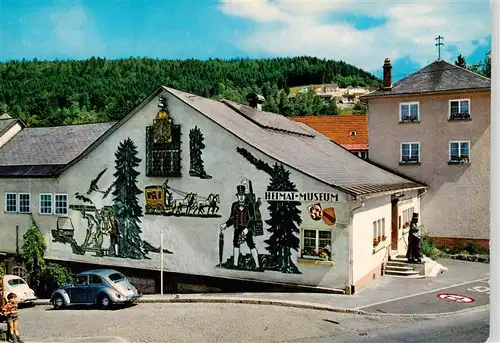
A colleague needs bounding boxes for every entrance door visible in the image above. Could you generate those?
[391,200,398,250]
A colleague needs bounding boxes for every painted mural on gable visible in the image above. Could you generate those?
[51,138,172,259]
[217,147,303,274]
[144,179,221,217]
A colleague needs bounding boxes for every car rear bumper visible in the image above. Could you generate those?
[20,297,37,303]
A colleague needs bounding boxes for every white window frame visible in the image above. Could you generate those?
[5,193,17,213]
[39,193,53,215]
[449,140,471,163]
[18,193,31,214]
[399,101,420,123]
[448,98,471,120]
[400,142,420,164]
[300,228,332,261]
[54,193,69,216]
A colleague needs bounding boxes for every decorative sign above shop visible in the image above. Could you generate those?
[264,191,339,203]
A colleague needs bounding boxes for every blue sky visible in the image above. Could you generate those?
[0,0,492,81]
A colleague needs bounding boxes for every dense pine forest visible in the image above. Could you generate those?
[0,56,380,127]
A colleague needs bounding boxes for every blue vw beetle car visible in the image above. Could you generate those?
[50,269,141,309]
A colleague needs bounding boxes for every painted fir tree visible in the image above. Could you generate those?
[264,163,301,274]
[112,138,146,259]
[189,126,212,179]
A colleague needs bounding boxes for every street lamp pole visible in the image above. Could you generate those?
[160,229,164,297]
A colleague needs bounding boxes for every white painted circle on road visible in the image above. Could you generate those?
[436,293,475,303]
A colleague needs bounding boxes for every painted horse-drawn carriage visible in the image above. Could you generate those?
[144,180,221,218]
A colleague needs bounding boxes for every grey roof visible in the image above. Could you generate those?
[0,86,426,197]
[0,118,20,136]
[362,60,491,99]
[0,122,115,167]
[166,87,426,197]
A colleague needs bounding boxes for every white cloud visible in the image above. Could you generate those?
[219,0,491,72]
[49,4,104,57]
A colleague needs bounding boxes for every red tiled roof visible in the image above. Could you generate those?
[290,115,368,150]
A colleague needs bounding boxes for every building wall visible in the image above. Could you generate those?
[351,190,420,291]
[368,92,490,240]
[0,90,358,289]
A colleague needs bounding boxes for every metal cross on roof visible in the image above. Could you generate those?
[435,35,445,60]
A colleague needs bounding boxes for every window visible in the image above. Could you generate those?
[19,193,30,213]
[400,142,420,164]
[382,218,386,239]
[449,141,470,164]
[88,275,103,285]
[55,194,68,216]
[449,99,471,120]
[74,275,88,285]
[39,193,53,215]
[109,273,126,283]
[373,218,387,247]
[349,131,357,136]
[5,193,17,213]
[399,102,419,123]
[301,228,332,261]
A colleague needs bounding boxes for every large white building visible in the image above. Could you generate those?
[0,87,426,294]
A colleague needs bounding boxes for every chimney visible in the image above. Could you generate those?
[383,58,392,90]
[246,93,266,111]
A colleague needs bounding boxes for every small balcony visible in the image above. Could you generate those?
[449,112,471,121]
[448,155,470,164]
[400,156,420,165]
[399,115,419,123]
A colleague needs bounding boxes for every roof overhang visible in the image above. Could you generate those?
[360,87,490,100]
[353,185,428,201]
[0,165,64,178]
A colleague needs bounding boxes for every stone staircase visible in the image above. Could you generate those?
[385,255,425,278]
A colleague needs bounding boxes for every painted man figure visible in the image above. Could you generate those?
[219,185,261,270]
[406,213,422,263]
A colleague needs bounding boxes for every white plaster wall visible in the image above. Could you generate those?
[351,195,392,284]
[0,90,354,289]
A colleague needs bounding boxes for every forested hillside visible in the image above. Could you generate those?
[0,56,380,127]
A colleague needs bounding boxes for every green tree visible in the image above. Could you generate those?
[455,54,467,68]
[20,226,47,288]
[112,138,146,259]
[352,101,367,114]
[20,226,72,289]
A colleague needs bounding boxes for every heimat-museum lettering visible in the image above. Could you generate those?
[264,191,339,202]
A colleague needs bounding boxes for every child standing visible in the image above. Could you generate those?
[2,293,23,343]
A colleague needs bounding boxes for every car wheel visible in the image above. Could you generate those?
[98,294,112,309]
[52,295,65,309]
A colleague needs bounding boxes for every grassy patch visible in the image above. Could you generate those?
[421,234,490,263]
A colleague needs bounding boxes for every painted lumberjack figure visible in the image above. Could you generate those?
[219,183,262,270]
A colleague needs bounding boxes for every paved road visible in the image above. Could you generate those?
[304,306,490,343]
[359,278,490,314]
[18,303,421,343]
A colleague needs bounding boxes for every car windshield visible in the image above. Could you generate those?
[108,272,126,283]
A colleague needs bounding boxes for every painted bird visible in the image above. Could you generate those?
[75,192,94,204]
[86,168,107,195]
[101,182,115,199]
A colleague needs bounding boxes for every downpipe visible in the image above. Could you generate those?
[346,201,364,295]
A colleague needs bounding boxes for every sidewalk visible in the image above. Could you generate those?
[35,259,489,317]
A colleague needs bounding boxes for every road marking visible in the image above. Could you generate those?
[355,277,489,310]
[467,285,490,295]
[437,293,475,303]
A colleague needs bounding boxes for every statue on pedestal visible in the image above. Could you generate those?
[406,213,422,263]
